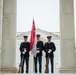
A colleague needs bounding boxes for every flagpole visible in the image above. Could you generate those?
[30,18,37,73]
[33,17,35,73]
[33,16,34,20]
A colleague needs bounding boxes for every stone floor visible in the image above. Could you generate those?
[0,73,76,75]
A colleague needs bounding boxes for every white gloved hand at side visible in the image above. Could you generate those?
[48,49,52,53]
[37,50,40,53]
[22,48,26,54]
[22,51,25,54]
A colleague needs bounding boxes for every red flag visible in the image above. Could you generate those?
[30,19,37,57]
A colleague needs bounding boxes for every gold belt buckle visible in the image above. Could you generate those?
[24,48,26,50]
[37,48,40,50]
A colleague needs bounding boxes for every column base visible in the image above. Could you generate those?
[1,67,18,73]
[59,68,76,74]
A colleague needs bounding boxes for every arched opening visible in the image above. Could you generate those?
[16,0,60,73]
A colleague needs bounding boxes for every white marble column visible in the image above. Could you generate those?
[0,0,3,73]
[74,0,76,67]
[59,0,76,73]
[1,0,17,73]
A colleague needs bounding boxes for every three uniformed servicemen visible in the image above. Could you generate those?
[19,34,56,73]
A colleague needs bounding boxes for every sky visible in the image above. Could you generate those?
[17,0,76,34]
[17,0,59,32]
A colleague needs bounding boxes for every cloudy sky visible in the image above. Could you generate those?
[17,0,76,33]
[17,0,59,32]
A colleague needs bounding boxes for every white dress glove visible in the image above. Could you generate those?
[48,49,52,53]
[37,50,40,53]
[22,48,26,54]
